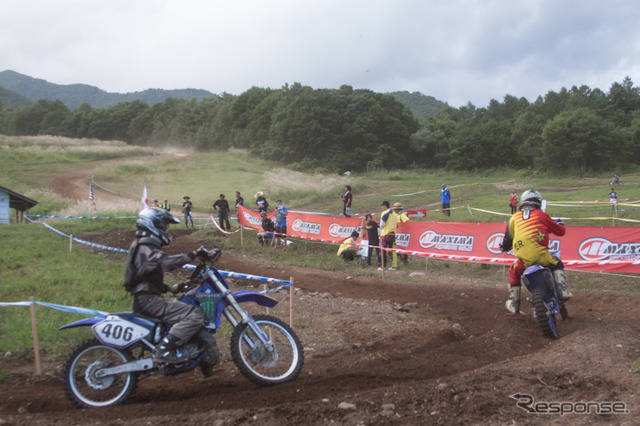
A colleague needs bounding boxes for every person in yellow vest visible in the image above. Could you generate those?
[161,199,171,211]
[379,201,399,270]
[393,202,409,266]
[337,231,360,263]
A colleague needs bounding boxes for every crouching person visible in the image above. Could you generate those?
[124,207,220,377]
[257,211,275,246]
[337,231,360,263]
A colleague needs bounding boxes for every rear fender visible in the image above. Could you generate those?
[60,314,155,349]
[59,315,110,330]
[522,268,554,294]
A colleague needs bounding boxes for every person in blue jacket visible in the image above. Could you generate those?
[440,184,451,217]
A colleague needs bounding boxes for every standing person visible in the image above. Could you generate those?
[609,187,618,214]
[153,199,160,208]
[364,214,381,267]
[161,198,171,211]
[501,190,572,314]
[273,199,288,251]
[182,196,194,228]
[393,202,409,266]
[257,211,276,246]
[341,185,353,217]
[337,231,360,262]
[213,194,231,231]
[509,190,518,214]
[123,207,219,376]
[235,191,244,209]
[255,191,269,214]
[440,184,451,217]
[379,201,399,271]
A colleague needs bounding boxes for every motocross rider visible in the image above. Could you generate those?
[123,207,220,376]
[501,190,573,314]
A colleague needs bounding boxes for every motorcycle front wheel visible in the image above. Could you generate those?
[532,286,559,339]
[230,314,304,386]
[63,339,138,408]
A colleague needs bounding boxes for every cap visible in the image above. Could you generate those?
[220,193,225,197]
[255,191,264,198]
[393,202,403,210]
[183,196,190,199]
[441,184,446,187]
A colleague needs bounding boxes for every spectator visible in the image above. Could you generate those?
[153,199,160,208]
[273,199,288,251]
[393,202,409,266]
[364,214,381,267]
[255,191,269,214]
[609,187,618,214]
[212,194,231,231]
[379,201,399,271]
[235,191,244,209]
[341,185,353,217]
[182,196,194,228]
[337,231,360,263]
[440,184,451,217]
[161,198,171,211]
[509,190,518,214]
[257,211,275,246]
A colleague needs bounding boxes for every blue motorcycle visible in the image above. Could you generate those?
[60,249,304,408]
[521,259,569,339]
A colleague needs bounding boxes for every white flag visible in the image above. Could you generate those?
[141,186,149,211]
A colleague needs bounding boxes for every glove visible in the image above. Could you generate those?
[195,246,209,258]
[168,282,189,294]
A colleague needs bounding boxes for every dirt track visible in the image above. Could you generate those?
[2,228,640,425]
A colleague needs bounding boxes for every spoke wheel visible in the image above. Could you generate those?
[63,339,137,408]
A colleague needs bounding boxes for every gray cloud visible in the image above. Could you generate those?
[1,0,638,107]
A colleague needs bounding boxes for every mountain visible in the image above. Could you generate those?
[0,85,34,109]
[390,91,447,123]
[0,70,218,110]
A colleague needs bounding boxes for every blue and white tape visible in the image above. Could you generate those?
[0,300,107,316]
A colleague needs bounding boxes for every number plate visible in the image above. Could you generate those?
[92,316,151,348]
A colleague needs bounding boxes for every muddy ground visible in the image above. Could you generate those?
[2,228,640,425]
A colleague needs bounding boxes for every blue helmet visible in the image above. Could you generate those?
[136,207,180,245]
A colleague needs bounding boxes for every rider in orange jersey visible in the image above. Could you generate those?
[501,190,572,314]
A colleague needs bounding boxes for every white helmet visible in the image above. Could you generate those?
[520,190,542,210]
[136,207,180,246]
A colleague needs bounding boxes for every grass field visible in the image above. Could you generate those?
[1,135,639,366]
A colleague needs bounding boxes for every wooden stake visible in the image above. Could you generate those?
[289,278,294,327]
[69,234,73,252]
[29,297,41,376]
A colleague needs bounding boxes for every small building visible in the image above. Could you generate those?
[0,185,39,224]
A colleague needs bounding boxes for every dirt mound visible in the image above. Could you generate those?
[2,229,640,425]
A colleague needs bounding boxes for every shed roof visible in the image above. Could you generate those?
[0,185,38,211]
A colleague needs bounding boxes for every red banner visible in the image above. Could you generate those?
[396,221,640,274]
[237,206,639,273]
[237,206,364,244]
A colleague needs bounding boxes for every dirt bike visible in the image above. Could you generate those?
[610,176,623,185]
[60,248,304,408]
[521,256,569,339]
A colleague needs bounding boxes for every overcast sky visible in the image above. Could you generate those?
[1,0,639,107]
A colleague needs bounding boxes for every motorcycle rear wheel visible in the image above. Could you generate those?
[532,287,559,339]
[230,314,304,386]
[63,339,138,408]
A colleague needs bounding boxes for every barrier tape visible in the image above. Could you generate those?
[206,214,241,235]
[26,214,137,219]
[0,300,107,316]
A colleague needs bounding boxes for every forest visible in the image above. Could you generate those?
[0,77,639,173]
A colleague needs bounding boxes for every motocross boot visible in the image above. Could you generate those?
[197,329,220,378]
[505,286,521,314]
[153,334,186,364]
[554,270,573,300]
